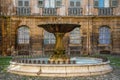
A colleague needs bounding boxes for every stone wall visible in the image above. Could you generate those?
[0,16,120,55]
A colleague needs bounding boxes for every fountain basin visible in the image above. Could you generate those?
[38,23,80,33]
[8,57,112,77]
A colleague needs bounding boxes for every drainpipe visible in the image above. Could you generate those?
[87,0,91,55]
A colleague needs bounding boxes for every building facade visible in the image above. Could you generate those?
[0,0,120,56]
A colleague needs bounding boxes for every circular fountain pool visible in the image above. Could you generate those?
[8,57,112,77]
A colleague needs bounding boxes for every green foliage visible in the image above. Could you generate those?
[102,54,120,67]
[0,56,12,65]
[0,56,12,72]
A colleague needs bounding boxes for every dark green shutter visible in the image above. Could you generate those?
[55,0,62,7]
[94,0,99,7]
[76,1,80,7]
[18,1,23,6]
[111,0,118,7]
[24,1,29,6]
[70,1,74,7]
[38,0,44,8]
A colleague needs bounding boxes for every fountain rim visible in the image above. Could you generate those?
[37,23,80,27]
[10,57,110,66]
[37,22,80,25]
[10,61,110,66]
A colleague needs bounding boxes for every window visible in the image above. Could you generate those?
[99,26,111,44]
[45,0,55,8]
[38,0,44,7]
[70,28,81,44]
[38,0,62,8]
[18,27,30,44]
[94,0,99,7]
[55,0,62,7]
[18,0,29,7]
[111,0,118,7]
[69,0,81,7]
[24,1,29,6]
[17,0,30,15]
[94,0,118,7]
[18,1,23,6]
[44,31,55,44]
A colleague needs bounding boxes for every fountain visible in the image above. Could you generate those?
[8,22,113,77]
[38,23,80,62]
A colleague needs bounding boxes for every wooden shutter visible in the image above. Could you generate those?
[94,0,99,7]
[55,0,62,7]
[38,0,44,8]
[111,0,118,7]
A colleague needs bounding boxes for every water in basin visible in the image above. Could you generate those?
[29,57,102,64]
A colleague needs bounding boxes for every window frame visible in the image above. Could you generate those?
[55,0,62,8]
[18,0,30,7]
[111,0,118,7]
[69,0,81,8]
[94,0,118,8]
[69,28,81,44]
[38,0,62,8]
[44,31,55,44]
[17,26,30,44]
[38,0,44,8]
[99,26,111,45]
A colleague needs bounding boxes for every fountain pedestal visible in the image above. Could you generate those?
[50,33,69,61]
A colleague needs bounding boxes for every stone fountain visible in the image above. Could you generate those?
[38,23,80,62]
[7,22,112,77]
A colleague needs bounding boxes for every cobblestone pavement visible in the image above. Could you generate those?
[0,66,120,80]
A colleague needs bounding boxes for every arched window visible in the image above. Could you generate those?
[17,26,30,44]
[70,28,81,44]
[99,26,111,44]
[44,31,55,44]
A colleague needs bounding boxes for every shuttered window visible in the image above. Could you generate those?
[94,0,99,7]
[111,0,118,7]
[18,1,23,6]
[69,0,81,7]
[76,1,80,7]
[94,0,118,8]
[38,0,44,7]
[18,0,29,7]
[24,1,29,6]
[38,0,62,8]
[56,0,62,7]
[70,1,74,7]
[17,0,30,15]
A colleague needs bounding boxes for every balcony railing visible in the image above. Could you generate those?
[68,8,83,16]
[98,7,113,16]
[14,7,119,16]
[42,8,57,16]
[17,7,31,16]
